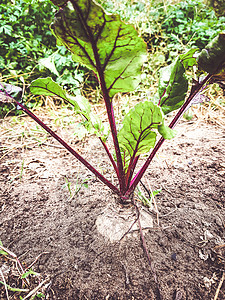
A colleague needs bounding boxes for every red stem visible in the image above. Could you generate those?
[69,0,126,193]
[15,101,121,196]
[99,138,119,177]
[125,155,139,187]
[101,92,126,192]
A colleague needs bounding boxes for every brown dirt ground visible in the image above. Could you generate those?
[0,113,225,300]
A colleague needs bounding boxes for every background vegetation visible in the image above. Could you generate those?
[0,0,224,116]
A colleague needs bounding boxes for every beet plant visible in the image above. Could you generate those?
[1,0,225,203]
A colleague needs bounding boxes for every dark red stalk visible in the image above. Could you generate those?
[99,138,119,177]
[69,0,126,193]
[15,100,121,196]
[123,74,212,199]
[125,140,140,186]
[125,155,139,187]
[73,107,119,178]
[99,88,126,193]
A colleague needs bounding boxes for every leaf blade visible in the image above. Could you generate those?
[30,77,107,139]
[180,48,198,69]
[197,33,225,74]
[158,57,188,115]
[30,77,84,111]
[158,122,176,140]
[118,101,163,169]
[50,0,147,97]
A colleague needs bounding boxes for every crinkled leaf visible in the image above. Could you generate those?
[30,77,91,115]
[180,48,198,69]
[0,83,22,103]
[197,33,225,74]
[118,101,163,167]
[158,57,188,115]
[50,0,147,97]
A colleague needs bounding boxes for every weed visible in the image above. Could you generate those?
[62,176,73,197]
[137,182,161,208]
[0,241,49,299]
[19,159,25,181]
[62,175,89,199]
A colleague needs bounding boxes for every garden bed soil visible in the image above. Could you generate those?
[0,117,225,299]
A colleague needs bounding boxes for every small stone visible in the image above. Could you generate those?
[171,253,177,261]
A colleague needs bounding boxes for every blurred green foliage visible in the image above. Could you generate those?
[161,0,225,51]
[0,0,56,79]
[100,0,224,51]
[99,0,224,94]
[207,0,225,17]
[1,0,225,117]
[0,0,91,116]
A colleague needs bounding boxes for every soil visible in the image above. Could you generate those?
[0,115,225,300]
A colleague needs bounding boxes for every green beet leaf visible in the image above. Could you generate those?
[158,121,176,140]
[50,0,147,97]
[158,57,188,115]
[30,77,106,138]
[118,101,167,168]
[197,33,225,74]
[30,77,84,111]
